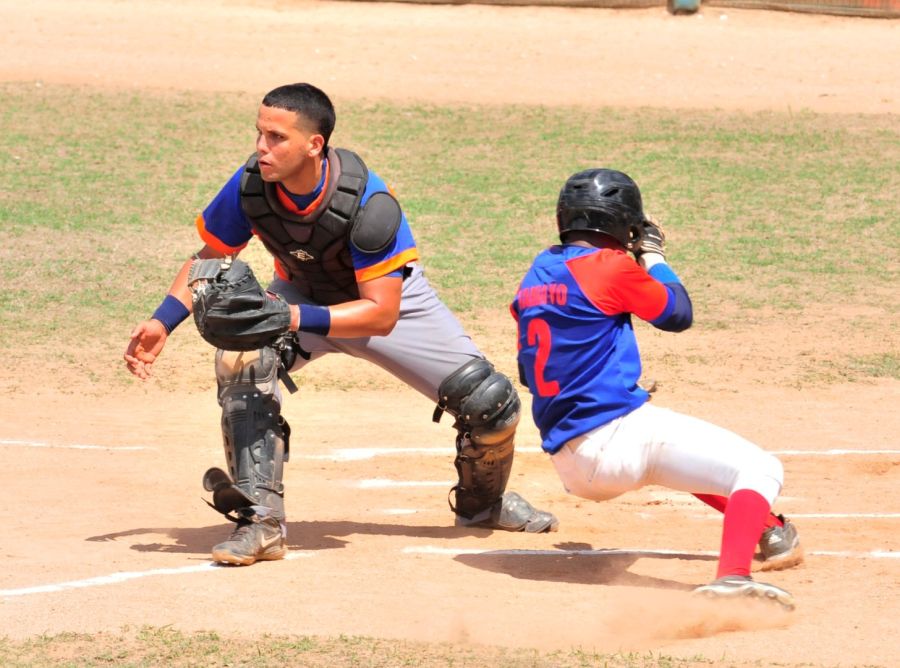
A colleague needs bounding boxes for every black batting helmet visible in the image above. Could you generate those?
[556,169,646,249]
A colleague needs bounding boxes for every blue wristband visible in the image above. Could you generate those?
[151,295,190,334]
[299,304,331,335]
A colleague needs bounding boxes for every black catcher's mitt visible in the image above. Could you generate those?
[187,258,291,351]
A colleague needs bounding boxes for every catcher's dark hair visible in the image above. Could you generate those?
[262,83,335,149]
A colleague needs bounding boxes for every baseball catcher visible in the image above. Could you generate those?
[124,82,558,567]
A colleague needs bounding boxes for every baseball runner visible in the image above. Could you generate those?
[511,169,803,609]
[123,83,557,566]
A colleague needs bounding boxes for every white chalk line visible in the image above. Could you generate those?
[406,546,720,558]
[384,508,900,520]
[357,479,447,488]
[695,512,900,520]
[3,439,897,459]
[4,541,896,600]
[403,545,900,560]
[0,551,313,599]
[382,507,900,521]
[0,439,156,451]
[775,449,900,456]
[301,447,900,461]
[302,447,442,461]
[356,480,900,513]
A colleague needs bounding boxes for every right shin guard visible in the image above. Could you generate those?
[214,346,289,521]
[433,358,521,520]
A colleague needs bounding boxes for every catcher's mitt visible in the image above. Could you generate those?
[187,258,292,351]
[632,215,666,260]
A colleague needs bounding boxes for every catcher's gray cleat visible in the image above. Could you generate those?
[211,514,286,566]
[456,491,559,533]
[758,515,804,572]
[694,575,795,611]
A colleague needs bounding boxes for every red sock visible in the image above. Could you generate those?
[693,493,783,528]
[693,493,727,513]
[716,489,771,578]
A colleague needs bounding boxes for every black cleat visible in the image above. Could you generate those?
[211,515,286,566]
[758,515,804,571]
[456,491,559,533]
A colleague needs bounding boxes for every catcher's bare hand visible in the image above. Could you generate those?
[123,319,168,379]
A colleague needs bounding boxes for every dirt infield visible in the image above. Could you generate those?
[1,0,899,665]
[2,0,898,113]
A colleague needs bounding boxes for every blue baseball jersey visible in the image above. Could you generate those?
[196,158,419,282]
[511,244,692,454]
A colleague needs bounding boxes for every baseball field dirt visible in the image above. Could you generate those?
[0,1,898,665]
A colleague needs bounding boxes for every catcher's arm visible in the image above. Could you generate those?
[187,256,402,344]
[323,274,402,337]
[262,272,401,339]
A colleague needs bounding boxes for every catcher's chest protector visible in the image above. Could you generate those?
[240,147,368,306]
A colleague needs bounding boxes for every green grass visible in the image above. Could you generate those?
[2,83,897,348]
[0,627,857,668]
[848,352,900,379]
[2,82,898,390]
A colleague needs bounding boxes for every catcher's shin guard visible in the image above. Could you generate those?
[434,358,520,519]
[211,346,290,521]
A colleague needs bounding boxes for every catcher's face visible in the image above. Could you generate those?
[255,105,325,192]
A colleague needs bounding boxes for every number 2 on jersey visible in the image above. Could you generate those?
[526,318,560,397]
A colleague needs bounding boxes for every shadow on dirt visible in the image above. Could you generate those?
[86,523,711,591]
[86,525,229,553]
[454,546,709,590]
[86,519,541,554]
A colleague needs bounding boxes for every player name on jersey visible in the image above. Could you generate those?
[516,282,568,309]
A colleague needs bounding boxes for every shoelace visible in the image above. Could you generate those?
[229,522,255,539]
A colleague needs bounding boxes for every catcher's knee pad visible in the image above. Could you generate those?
[214,346,289,520]
[216,347,281,396]
[434,358,521,519]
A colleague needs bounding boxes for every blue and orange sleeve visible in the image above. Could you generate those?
[350,172,419,282]
[196,167,254,254]
[566,250,668,318]
[566,250,692,330]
